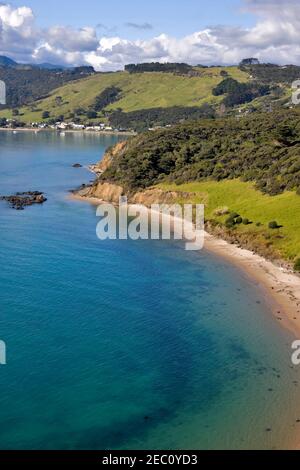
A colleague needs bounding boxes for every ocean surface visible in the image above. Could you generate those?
[0,130,300,450]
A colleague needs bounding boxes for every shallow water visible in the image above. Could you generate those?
[0,130,299,450]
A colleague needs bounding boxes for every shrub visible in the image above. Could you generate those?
[242,218,250,225]
[229,212,240,220]
[86,110,97,119]
[297,187,300,196]
[294,258,300,272]
[269,221,279,229]
[236,217,243,224]
[225,217,236,228]
[42,111,50,119]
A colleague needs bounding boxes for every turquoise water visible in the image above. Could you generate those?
[0,130,300,450]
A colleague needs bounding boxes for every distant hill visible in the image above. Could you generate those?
[0,61,297,128]
[0,65,250,124]
[0,55,68,70]
[0,64,95,108]
[0,56,18,67]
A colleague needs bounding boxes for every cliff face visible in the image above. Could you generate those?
[89,141,128,175]
[77,182,125,204]
[78,140,197,205]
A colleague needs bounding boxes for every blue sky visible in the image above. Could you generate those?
[1,1,300,69]
[10,0,255,38]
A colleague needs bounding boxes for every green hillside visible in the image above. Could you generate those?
[158,180,300,261]
[0,66,249,123]
[97,109,300,265]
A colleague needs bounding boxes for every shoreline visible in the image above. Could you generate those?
[0,127,135,137]
[71,192,300,450]
[71,192,300,338]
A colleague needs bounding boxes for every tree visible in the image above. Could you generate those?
[239,58,260,66]
[294,258,300,272]
[86,110,97,119]
[42,111,50,119]
[269,221,279,229]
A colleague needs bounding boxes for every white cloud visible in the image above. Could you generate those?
[1,1,300,69]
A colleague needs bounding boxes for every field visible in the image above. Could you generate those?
[158,180,300,261]
[0,66,249,123]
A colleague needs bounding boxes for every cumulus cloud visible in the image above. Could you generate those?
[0,4,37,60]
[1,1,300,70]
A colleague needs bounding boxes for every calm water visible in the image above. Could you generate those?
[0,130,300,450]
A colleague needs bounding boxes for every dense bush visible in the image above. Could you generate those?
[212,78,270,107]
[93,87,121,112]
[239,63,300,84]
[102,109,300,194]
[294,258,300,271]
[269,221,280,229]
[125,63,193,74]
[109,105,215,131]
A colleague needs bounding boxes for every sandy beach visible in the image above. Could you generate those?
[71,193,300,339]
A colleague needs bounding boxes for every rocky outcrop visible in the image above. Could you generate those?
[1,191,47,210]
[77,182,125,204]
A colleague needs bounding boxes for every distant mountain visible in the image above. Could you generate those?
[0,56,18,67]
[0,55,69,70]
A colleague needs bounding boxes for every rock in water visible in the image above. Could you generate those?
[0,191,47,210]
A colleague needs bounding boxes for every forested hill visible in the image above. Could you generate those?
[0,66,95,108]
[0,61,300,129]
[101,109,300,195]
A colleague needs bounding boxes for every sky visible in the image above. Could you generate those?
[0,0,300,69]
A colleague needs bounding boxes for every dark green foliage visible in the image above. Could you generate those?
[109,105,215,131]
[125,63,193,74]
[42,111,50,119]
[269,221,280,229]
[239,63,300,84]
[236,217,243,224]
[102,109,300,193]
[74,108,86,116]
[225,217,236,228]
[294,258,300,271]
[93,87,121,112]
[240,58,260,66]
[229,212,240,220]
[212,78,270,107]
[86,110,98,119]
[242,218,250,225]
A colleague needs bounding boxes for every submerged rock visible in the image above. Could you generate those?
[0,191,47,210]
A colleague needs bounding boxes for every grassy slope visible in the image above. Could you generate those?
[158,180,300,261]
[0,66,249,123]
